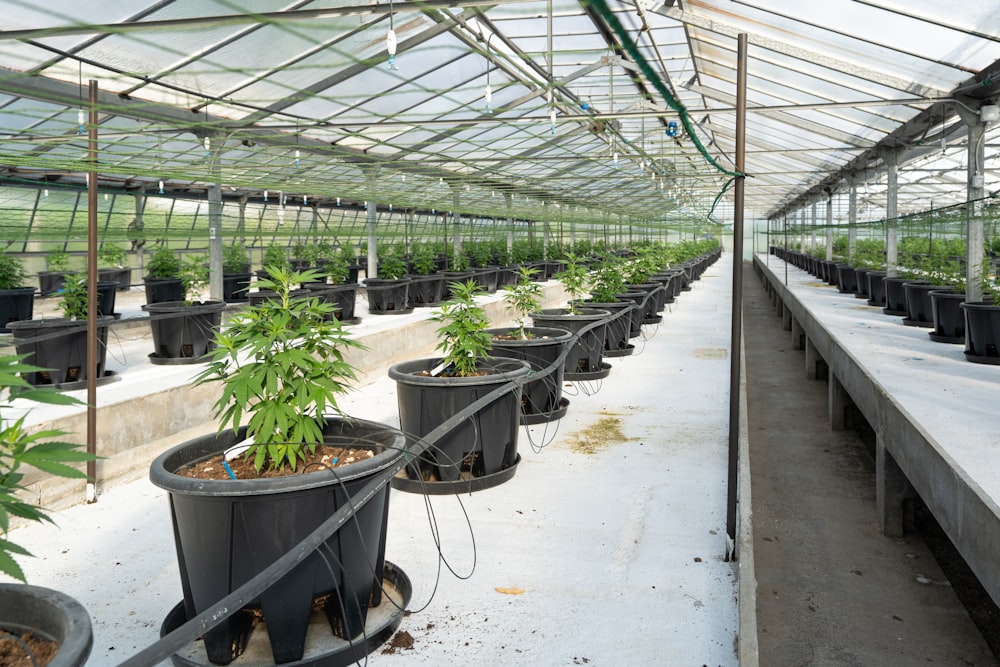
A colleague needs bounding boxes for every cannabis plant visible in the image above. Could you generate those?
[432,280,492,377]
[503,266,542,339]
[555,254,591,314]
[196,268,363,473]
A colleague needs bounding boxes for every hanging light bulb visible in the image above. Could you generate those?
[43,189,49,199]
[484,83,493,113]
[401,174,406,182]
[336,197,341,206]
[203,136,211,156]
[158,180,164,195]
[303,194,308,205]
[613,151,619,168]
[389,203,393,211]
[294,149,301,169]
[104,193,108,201]
[263,190,269,202]
[550,108,556,135]
[77,109,85,135]
[386,28,398,70]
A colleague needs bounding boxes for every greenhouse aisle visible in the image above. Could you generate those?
[743,265,997,666]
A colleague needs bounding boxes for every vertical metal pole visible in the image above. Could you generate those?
[366,170,378,278]
[505,193,514,258]
[885,151,899,276]
[207,178,223,301]
[825,194,834,261]
[86,80,98,504]
[966,119,986,302]
[726,33,747,561]
[848,175,857,263]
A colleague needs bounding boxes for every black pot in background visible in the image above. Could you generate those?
[221,272,252,303]
[902,282,949,328]
[579,300,635,357]
[0,286,35,333]
[305,283,360,323]
[145,300,225,365]
[9,317,113,388]
[487,327,572,424]
[623,283,664,323]
[852,268,872,299]
[866,271,887,307]
[836,264,857,293]
[406,274,445,307]
[531,308,611,380]
[38,270,74,296]
[960,300,1000,364]
[149,420,405,665]
[928,290,966,343]
[612,291,644,338]
[0,583,93,667]
[389,357,530,486]
[364,278,412,314]
[96,280,119,318]
[143,276,184,305]
[883,277,919,317]
[97,267,132,291]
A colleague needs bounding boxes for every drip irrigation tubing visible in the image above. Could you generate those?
[118,305,616,667]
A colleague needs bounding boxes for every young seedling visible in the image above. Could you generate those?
[503,266,542,339]
[432,279,491,377]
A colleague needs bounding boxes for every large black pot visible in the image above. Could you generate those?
[150,419,405,665]
[612,291,644,338]
[307,283,360,323]
[928,290,966,343]
[866,271,887,307]
[470,267,500,293]
[0,286,35,333]
[221,272,252,303]
[836,264,857,293]
[144,276,185,305]
[406,274,445,307]
[363,278,412,314]
[960,300,1000,364]
[97,267,132,291]
[624,283,665,321]
[96,280,119,317]
[852,268,872,299]
[883,277,920,317]
[531,308,611,380]
[145,300,225,364]
[902,282,949,328]
[487,327,572,424]
[9,317,113,388]
[0,584,93,667]
[389,357,530,488]
[579,300,635,357]
[38,271,75,296]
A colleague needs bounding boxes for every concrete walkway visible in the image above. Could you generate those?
[7,254,743,666]
[743,262,996,666]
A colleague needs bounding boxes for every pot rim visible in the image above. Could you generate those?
[388,357,531,387]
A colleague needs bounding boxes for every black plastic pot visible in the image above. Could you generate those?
[623,283,664,323]
[96,280,119,317]
[440,271,474,299]
[902,282,949,328]
[836,264,857,293]
[388,357,530,486]
[406,274,445,307]
[97,266,132,291]
[487,327,572,424]
[38,271,74,296]
[144,276,185,305]
[866,270,887,307]
[145,300,225,364]
[960,300,1000,364]
[928,290,967,343]
[364,278,412,314]
[307,283,360,323]
[579,300,635,357]
[471,267,500,293]
[0,286,35,333]
[9,317,113,388]
[531,308,611,380]
[612,291,644,338]
[221,272,252,303]
[0,583,93,667]
[149,419,405,665]
[852,268,872,298]
[883,277,919,317]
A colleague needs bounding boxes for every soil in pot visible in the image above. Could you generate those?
[0,631,57,666]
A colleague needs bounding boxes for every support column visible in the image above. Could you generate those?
[810,200,817,253]
[804,336,826,380]
[207,181,223,300]
[542,201,550,259]
[791,317,804,350]
[237,195,248,243]
[847,174,858,263]
[505,193,514,258]
[364,168,378,278]
[966,115,986,302]
[132,192,147,278]
[825,193,834,261]
[828,373,852,431]
[451,185,462,263]
[884,150,899,277]
[781,305,791,331]
[876,434,915,537]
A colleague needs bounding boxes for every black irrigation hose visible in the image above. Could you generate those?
[118,306,617,667]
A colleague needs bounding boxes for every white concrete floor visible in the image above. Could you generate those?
[6,255,740,666]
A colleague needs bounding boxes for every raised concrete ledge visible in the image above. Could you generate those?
[14,282,570,515]
[754,253,1000,609]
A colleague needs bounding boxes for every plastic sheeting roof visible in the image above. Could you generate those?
[0,0,997,228]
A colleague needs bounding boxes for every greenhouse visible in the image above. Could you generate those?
[1,1,999,666]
